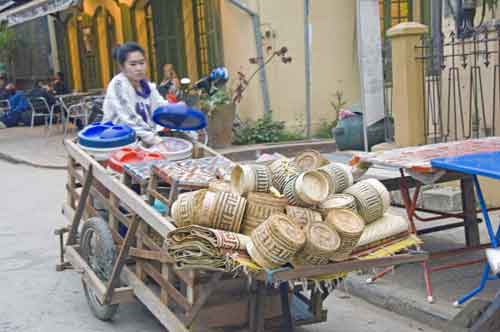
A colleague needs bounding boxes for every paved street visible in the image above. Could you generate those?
[0,160,438,332]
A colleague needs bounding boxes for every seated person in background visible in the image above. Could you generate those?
[157,64,179,100]
[0,83,30,128]
[50,72,69,95]
[29,80,56,108]
[0,73,9,100]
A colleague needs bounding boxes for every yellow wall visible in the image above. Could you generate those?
[183,0,199,80]
[67,16,82,91]
[83,0,124,43]
[134,2,150,78]
[96,10,111,86]
[220,0,360,132]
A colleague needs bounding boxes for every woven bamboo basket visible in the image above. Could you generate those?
[197,190,218,227]
[230,164,255,195]
[231,164,272,195]
[240,192,288,235]
[212,192,247,232]
[284,170,329,207]
[196,191,247,232]
[294,222,341,265]
[326,209,365,261]
[248,213,306,269]
[294,149,330,171]
[344,179,388,224]
[356,213,409,248]
[318,163,354,195]
[208,180,232,193]
[285,205,322,229]
[319,193,357,218]
[171,190,206,227]
[269,158,301,192]
[364,178,391,212]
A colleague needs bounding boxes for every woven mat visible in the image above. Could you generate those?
[166,225,250,272]
[352,137,500,173]
[153,156,233,187]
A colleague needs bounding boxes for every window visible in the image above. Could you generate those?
[193,0,224,76]
[379,0,412,36]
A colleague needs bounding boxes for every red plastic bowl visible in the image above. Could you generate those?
[108,147,164,173]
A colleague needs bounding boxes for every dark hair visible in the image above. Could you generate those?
[112,42,145,65]
[56,72,64,80]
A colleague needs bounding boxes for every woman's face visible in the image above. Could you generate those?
[122,51,147,83]
[163,65,174,79]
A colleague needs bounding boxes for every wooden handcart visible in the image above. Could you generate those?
[56,138,427,332]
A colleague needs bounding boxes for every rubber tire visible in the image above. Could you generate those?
[80,217,119,321]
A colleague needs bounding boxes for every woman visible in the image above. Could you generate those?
[103,42,168,146]
[157,63,180,99]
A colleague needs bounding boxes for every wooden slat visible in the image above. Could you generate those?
[183,272,223,327]
[65,140,176,235]
[256,253,429,282]
[65,246,135,305]
[129,247,173,263]
[103,215,140,304]
[122,266,189,332]
[142,262,192,312]
[66,166,93,246]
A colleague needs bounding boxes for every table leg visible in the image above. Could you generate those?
[399,172,434,302]
[461,176,480,247]
[455,175,500,306]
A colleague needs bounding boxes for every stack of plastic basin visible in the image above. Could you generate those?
[78,122,136,161]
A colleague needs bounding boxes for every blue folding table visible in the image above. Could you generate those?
[431,151,500,305]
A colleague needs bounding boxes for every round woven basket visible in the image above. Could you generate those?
[269,159,300,192]
[284,170,329,207]
[285,205,322,229]
[241,192,288,235]
[318,163,354,194]
[171,190,206,227]
[208,180,232,193]
[344,180,387,224]
[231,164,272,195]
[319,193,357,218]
[294,222,341,265]
[211,192,247,232]
[294,149,329,171]
[230,164,255,195]
[364,178,391,212]
[326,209,365,261]
[196,190,218,227]
[249,213,305,269]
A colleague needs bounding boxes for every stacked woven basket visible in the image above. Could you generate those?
[170,149,403,270]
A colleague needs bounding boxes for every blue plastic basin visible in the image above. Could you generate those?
[78,121,136,149]
[152,103,207,131]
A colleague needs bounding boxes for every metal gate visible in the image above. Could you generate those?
[417,26,500,143]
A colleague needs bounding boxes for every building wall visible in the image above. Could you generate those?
[220,0,360,134]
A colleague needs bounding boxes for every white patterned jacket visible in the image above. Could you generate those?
[102,72,167,145]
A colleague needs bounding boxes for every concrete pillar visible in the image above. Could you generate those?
[47,15,61,74]
[387,22,428,147]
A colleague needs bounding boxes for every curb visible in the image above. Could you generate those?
[0,151,67,170]
[343,274,451,331]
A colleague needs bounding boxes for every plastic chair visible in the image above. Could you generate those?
[28,97,51,128]
[64,102,88,137]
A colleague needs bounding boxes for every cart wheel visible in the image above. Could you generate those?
[80,217,119,321]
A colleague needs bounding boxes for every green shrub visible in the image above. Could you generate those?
[314,120,337,139]
[233,112,306,145]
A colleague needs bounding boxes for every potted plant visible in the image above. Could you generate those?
[200,87,235,148]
